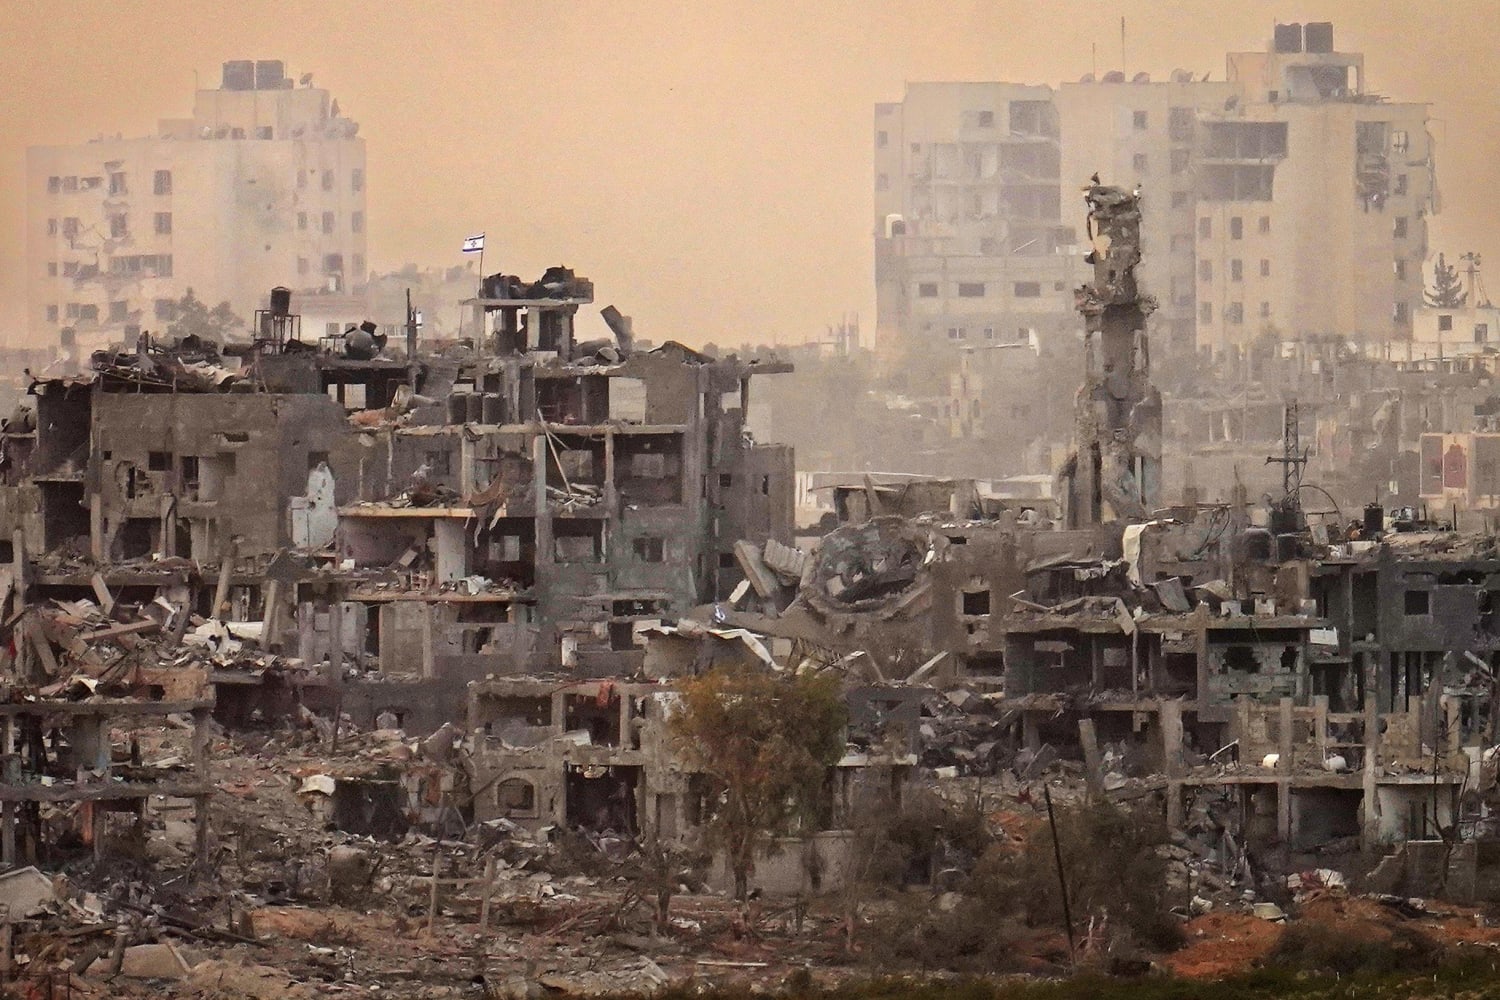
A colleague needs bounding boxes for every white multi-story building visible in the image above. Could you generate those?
[875,22,1437,364]
[1057,73,1237,357]
[873,83,1081,370]
[26,60,366,351]
[1194,22,1436,355]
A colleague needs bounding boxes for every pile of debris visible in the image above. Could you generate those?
[479,266,593,303]
[89,335,240,394]
[13,595,302,698]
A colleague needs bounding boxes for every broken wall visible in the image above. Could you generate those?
[92,392,352,561]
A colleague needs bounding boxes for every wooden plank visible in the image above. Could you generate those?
[79,619,160,643]
[27,619,58,678]
[90,573,115,616]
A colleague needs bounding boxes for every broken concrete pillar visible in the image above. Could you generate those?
[1275,780,1292,846]
[1160,700,1185,828]
[212,539,236,620]
[1278,698,1294,772]
[1022,712,1041,752]
[1058,184,1161,528]
[1362,692,1380,850]
[1078,718,1103,800]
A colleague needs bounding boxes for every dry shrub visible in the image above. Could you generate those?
[1269,919,1440,977]
[861,891,1031,973]
[1005,797,1184,953]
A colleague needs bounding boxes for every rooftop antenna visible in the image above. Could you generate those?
[1462,252,1491,308]
[1120,17,1127,78]
[1266,399,1309,514]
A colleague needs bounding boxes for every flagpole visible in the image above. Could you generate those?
[477,242,485,296]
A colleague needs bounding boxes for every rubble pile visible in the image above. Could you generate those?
[89,336,241,394]
[0,720,870,997]
[15,595,309,701]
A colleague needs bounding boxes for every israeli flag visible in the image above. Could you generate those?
[461,233,485,253]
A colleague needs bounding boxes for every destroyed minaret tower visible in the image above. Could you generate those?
[1057,183,1162,528]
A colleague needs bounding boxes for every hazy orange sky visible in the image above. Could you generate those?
[3,0,1497,349]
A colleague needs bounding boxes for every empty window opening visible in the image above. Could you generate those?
[496,777,537,817]
[1224,645,1257,673]
[118,518,156,560]
[616,435,683,504]
[564,692,621,746]
[492,534,522,561]
[553,521,603,562]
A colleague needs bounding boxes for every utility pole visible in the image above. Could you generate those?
[406,289,419,389]
[1043,785,1076,966]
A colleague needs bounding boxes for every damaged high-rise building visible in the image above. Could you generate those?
[26,60,368,355]
[1057,184,1161,527]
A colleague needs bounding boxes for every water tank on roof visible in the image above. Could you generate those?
[1269,504,1300,536]
[1275,533,1300,562]
[269,286,291,317]
[255,60,286,90]
[1274,23,1303,53]
[1243,527,1273,562]
[1304,22,1334,53]
[222,60,255,90]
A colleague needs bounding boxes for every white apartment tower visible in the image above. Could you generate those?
[1194,22,1435,354]
[873,83,1081,371]
[877,23,1436,362]
[26,60,366,351]
[1057,73,1237,357]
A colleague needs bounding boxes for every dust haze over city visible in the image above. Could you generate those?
[6,1,1500,996]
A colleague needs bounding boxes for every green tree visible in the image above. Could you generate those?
[669,666,846,901]
[164,288,245,342]
[1425,253,1468,309]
